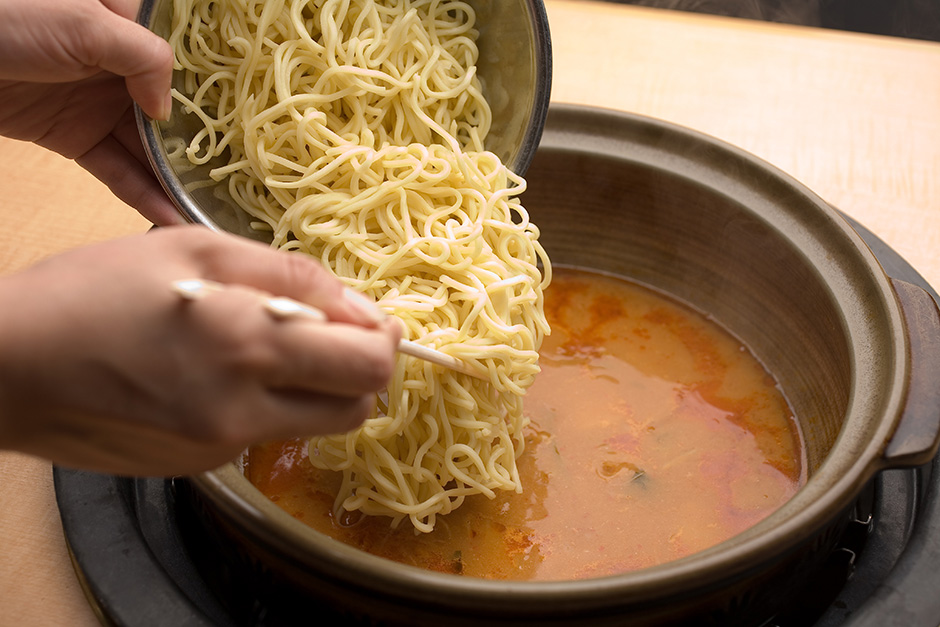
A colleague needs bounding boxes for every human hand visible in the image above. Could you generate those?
[0,226,400,476]
[0,0,180,225]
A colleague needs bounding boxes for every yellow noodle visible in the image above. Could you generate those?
[170,0,550,532]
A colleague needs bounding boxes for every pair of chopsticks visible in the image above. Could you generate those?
[171,279,484,379]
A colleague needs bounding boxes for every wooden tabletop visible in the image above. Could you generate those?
[1,1,938,624]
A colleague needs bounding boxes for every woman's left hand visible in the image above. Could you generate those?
[0,0,181,225]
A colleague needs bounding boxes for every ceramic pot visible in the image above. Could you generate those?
[178,106,940,626]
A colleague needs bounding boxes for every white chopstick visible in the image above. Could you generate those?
[171,279,485,379]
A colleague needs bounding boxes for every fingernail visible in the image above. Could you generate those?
[343,288,386,324]
[159,90,173,121]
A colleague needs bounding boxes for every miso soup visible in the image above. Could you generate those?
[246,267,804,581]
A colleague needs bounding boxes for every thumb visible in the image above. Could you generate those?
[82,7,174,120]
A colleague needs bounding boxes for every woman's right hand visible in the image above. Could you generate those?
[0,226,400,476]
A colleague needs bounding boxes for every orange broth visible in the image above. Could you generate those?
[246,267,804,581]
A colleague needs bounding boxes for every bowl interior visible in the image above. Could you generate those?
[136,0,552,240]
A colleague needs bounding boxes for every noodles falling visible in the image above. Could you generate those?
[169,0,551,532]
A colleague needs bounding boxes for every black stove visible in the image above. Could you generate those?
[54,215,940,627]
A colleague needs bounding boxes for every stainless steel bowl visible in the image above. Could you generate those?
[135,0,552,239]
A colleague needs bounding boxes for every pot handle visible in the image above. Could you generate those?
[881,278,940,467]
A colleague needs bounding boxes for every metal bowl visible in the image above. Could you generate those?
[135,0,552,240]
[178,105,940,626]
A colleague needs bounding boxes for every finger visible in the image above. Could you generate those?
[254,390,376,440]
[174,389,374,463]
[265,316,400,395]
[78,9,173,120]
[176,228,388,327]
[179,283,397,395]
[111,108,188,225]
[76,128,185,226]
[111,106,152,167]
[97,0,145,21]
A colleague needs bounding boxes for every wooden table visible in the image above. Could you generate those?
[1,1,938,624]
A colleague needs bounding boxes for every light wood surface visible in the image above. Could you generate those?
[1,2,938,624]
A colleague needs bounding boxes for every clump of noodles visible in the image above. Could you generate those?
[169,0,551,532]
